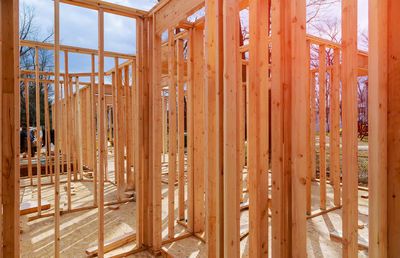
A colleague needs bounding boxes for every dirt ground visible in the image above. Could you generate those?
[20,154,369,257]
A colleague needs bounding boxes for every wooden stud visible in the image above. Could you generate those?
[44,82,52,183]
[331,49,341,207]
[306,40,312,215]
[341,0,359,255]
[125,66,133,188]
[53,0,61,256]
[223,0,240,255]
[186,28,195,233]
[248,0,269,255]
[167,28,177,238]
[35,47,42,216]
[319,45,327,210]
[1,0,20,255]
[290,0,308,254]
[25,78,33,185]
[152,16,162,252]
[91,54,98,206]
[64,51,72,211]
[310,71,316,181]
[204,0,217,254]
[193,26,205,234]
[386,0,400,255]
[112,70,118,184]
[177,39,185,221]
[215,0,224,255]
[271,0,289,255]
[97,7,105,257]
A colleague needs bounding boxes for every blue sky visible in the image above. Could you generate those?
[21,0,157,77]
[21,0,369,76]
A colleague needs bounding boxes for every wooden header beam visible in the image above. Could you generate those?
[20,39,135,60]
[153,0,204,34]
[59,0,148,18]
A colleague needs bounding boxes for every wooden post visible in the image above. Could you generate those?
[248,0,269,255]
[290,0,308,254]
[216,0,224,255]
[306,40,312,215]
[91,54,97,206]
[331,49,340,207]
[341,0,358,256]
[115,57,123,200]
[1,0,20,255]
[386,0,400,255]
[177,39,185,221]
[54,0,61,255]
[64,51,72,211]
[112,70,118,184]
[186,28,194,233]
[369,1,388,256]
[25,78,33,185]
[161,91,166,163]
[125,66,133,187]
[193,26,205,234]
[167,28,177,238]
[35,47,42,215]
[44,83,51,181]
[152,16,162,252]
[97,7,105,257]
[205,0,218,254]
[369,0,400,256]
[271,0,290,255]
[223,0,240,255]
[310,72,316,181]
[76,76,83,179]
[318,45,327,210]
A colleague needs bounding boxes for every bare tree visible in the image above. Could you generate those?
[20,4,55,129]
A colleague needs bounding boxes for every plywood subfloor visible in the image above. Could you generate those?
[20,155,369,257]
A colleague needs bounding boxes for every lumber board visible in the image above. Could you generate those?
[186,28,195,233]
[291,0,308,255]
[20,40,136,60]
[86,232,136,255]
[167,29,177,238]
[154,0,204,34]
[368,0,388,256]
[330,230,368,250]
[318,45,327,210]
[223,0,240,255]
[177,39,185,221]
[386,0,400,256]
[331,49,341,206]
[270,0,291,255]
[192,26,205,233]
[97,7,106,257]
[152,18,163,252]
[54,1,61,255]
[306,41,312,215]
[20,200,51,215]
[204,0,218,255]
[60,0,147,18]
[248,0,269,255]
[35,47,42,216]
[341,0,359,256]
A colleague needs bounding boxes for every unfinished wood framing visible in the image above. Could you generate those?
[2,0,400,256]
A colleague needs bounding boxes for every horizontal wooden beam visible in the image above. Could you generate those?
[59,0,148,18]
[86,231,136,255]
[20,39,136,60]
[154,0,204,34]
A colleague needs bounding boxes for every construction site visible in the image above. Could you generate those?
[0,0,399,257]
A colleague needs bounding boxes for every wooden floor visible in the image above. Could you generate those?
[20,155,369,257]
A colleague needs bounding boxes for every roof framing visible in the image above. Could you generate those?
[59,0,148,18]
